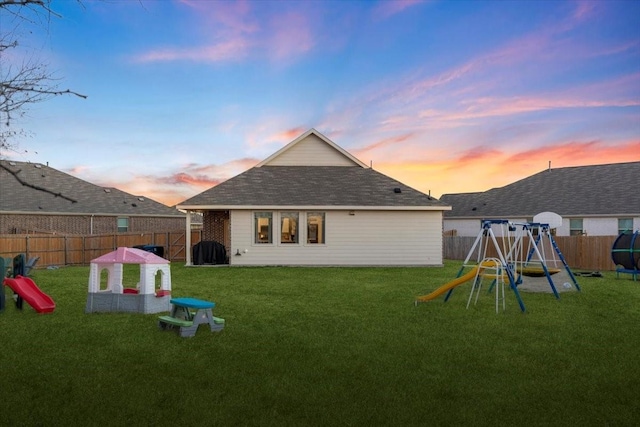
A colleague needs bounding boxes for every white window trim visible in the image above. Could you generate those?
[117,217,129,233]
[305,211,326,245]
[253,211,274,245]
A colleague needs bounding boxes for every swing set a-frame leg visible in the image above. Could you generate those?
[487,230,526,313]
[548,233,581,292]
[506,268,526,313]
[445,226,487,302]
[525,230,561,299]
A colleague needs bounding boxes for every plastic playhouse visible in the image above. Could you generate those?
[85,247,172,314]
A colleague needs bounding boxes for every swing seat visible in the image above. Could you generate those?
[519,267,560,277]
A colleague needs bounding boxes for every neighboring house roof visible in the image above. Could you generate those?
[441,161,640,218]
[0,160,183,217]
[178,129,449,211]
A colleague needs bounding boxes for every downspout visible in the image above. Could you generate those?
[90,215,94,235]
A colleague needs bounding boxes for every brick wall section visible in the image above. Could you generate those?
[203,211,230,252]
[0,213,184,235]
[129,217,185,233]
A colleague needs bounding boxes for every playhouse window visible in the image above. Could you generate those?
[280,212,299,244]
[117,217,129,232]
[569,219,583,236]
[307,212,325,244]
[255,212,272,244]
[618,218,633,235]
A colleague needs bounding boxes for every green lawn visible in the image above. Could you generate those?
[1,262,638,426]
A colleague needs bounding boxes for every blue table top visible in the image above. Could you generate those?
[170,297,215,309]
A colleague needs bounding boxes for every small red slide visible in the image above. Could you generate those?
[3,275,55,313]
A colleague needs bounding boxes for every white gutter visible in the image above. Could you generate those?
[176,204,451,211]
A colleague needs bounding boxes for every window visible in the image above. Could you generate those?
[307,212,325,244]
[280,212,299,244]
[255,212,272,244]
[117,217,129,232]
[618,218,633,235]
[569,218,583,236]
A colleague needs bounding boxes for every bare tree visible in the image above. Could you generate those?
[1,0,86,152]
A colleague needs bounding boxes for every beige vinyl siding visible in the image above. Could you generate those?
[264,134,357,167]
[230,210,443,266]
[444,218,529,237]
[443,219,481,237]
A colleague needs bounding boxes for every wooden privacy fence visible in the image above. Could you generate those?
[443,235,618,271]
[0,230,202,267]
[0,232,617,271]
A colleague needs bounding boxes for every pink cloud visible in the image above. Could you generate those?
[179,0,258,34]
[170,158,259,184]
[418,93,640,125]
[450,146,503,168]
[273,127,307,142]
[502,140,640,168]
[135,1,317,64]
[157,172,219,188]
[572,0,597,22]
[366,1,618,116]
[352,133,415,159]
[244,124,301,151]
[134,0,257,63]
[65,165,90,175]
[135,38,251,63]
[371,0,427,21]
[267,11,315,61]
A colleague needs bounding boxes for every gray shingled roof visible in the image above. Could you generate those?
[0,160,183,217]
[179,166,449,209]
[441,162,640,218]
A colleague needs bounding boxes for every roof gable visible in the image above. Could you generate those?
[257,129,367,168]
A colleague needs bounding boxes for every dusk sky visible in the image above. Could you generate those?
[2,0,639,206]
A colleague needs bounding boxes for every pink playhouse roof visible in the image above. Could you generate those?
[91,247,169,264]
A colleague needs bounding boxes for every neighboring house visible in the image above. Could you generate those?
[0,160,185,235]
[440,162,640,237]
[177,129,451,266]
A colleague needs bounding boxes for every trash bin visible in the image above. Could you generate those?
[133,245,165,258]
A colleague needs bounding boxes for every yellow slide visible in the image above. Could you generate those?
[415,266,481,303]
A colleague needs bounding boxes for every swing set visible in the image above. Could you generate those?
[416,219,580,313]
